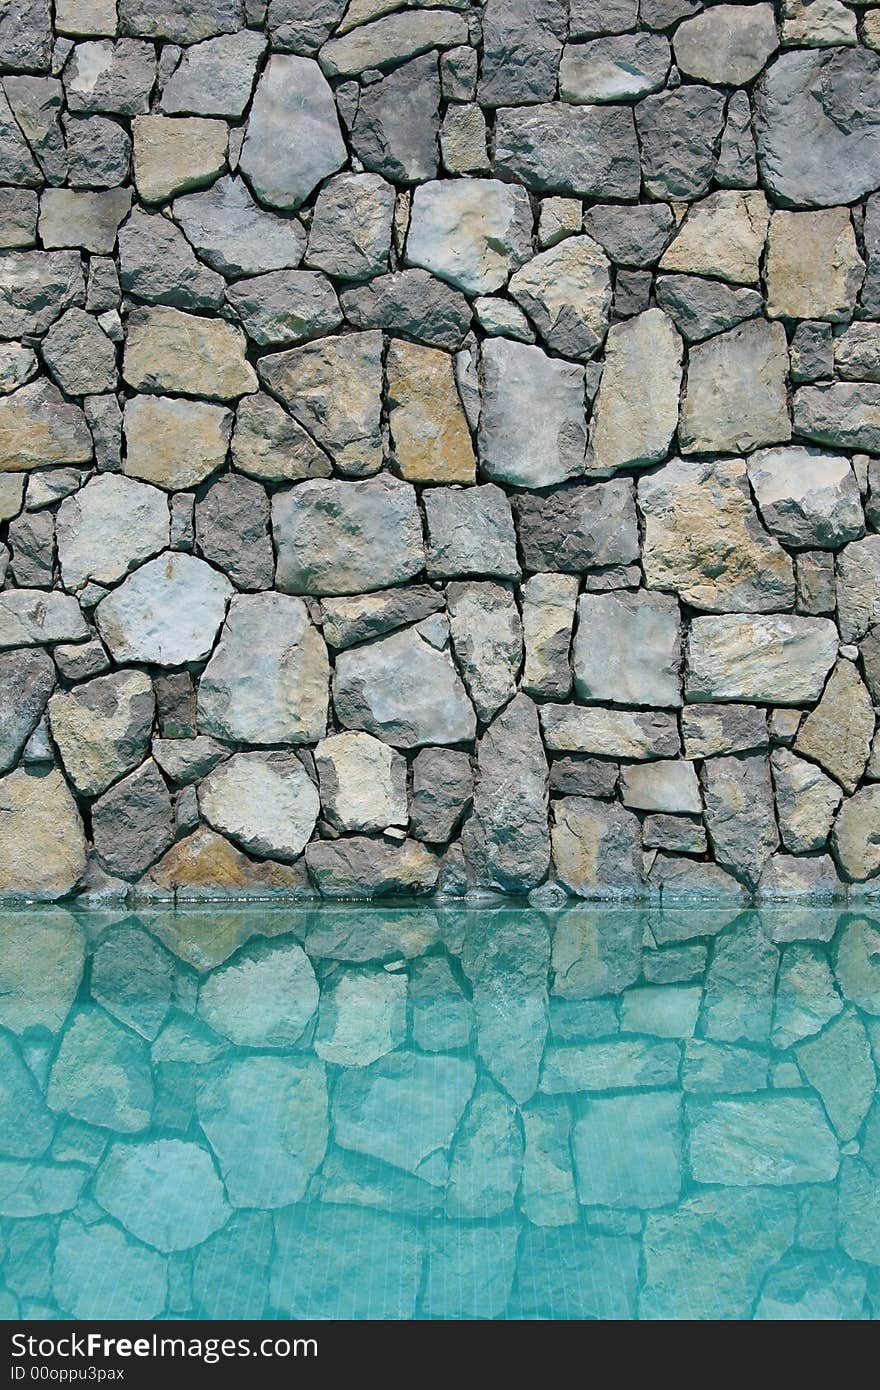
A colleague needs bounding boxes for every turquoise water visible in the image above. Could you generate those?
[1,902,879,1320]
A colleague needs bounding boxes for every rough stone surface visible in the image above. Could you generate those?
[0,0,878,905]
[640,456,795,613]
[587,309,682,475]
[198,593,328,746]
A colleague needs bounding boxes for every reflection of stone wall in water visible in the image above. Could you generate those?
[7,1,880,901]
[0,904,878,1319]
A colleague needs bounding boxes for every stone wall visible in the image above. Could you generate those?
[3,0,880,904]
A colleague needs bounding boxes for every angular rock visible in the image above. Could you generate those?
[772,749,843,852]
[587,309,682,474]
[636,86,725,200]
[90,924,173,1041]
[123,395,233,489]
[521,573,578,700]
[508,236,611,360]
[39,188,132,255]
[49,670,154,797]
[197,1054,326,1207]
[64,38,155,114]
[47,1006,152,1132]
[793,382,880,454]
[334,618,476,748]
[148,826,310,900]
[679,319,790,454]
[56,474,169,592]
[495,103,640,200]
[406,178,530,296]
[0,380,91,472]
[306,837,439,898]
[124,305,255,400]
[0,249,84,338]
[410,747,473,843]
[766,208,864,320]
[314,968,406,1067]
[659,191,769,286]
[681,704,768,759]
[551,796,644,900]
[197,935,317,1046]
[541,703,680,759]
[225,270,341,349]
[319,9,468,77]
[836,535,880,641]
[193,473,273,591]
[386,338,475,483]
[172,176,306,277]
[832,784,880,880]
[583,202,674,267]
[273,474,422,596]
[423,483,519,579]
[96,554,232,665]
[0,650,54,775]
[64,113,131,189]
[655,274,763,343]
[689,1096,839,1185]
[478,0,565,105]
[239,54,345,210]
[478,337,585,488]
[306,172,394,282]
[513,479,638,574]
[702,754,778,888]
[41,308,116,396]
[560,33,669,102]
[448,581,522,722]
[315,731,406,833]
[747,447,863,549]
[199,752,319,862]
[462,694,550,892]
[620,761,701,814]
[132,115,226,203]
[445,1082,522,1221]
[573,590,681,707]
[755,47,880,207]
[258,331,383,475]
[756,1255,867,1322]
[797,1009,874,1141]
[835,322,880,381]
[231,392,331,484]
[91,759,173,877]
[640,456,794,613]
[349,54,440,185]
[320,586,444,651]
[95,1139,229,1251]
[160,30,266,117]
[118,208,224,310]
[0,590,88,649]
[674,4,778,84]
[339,269,471,351]
[0,770,87,902]
[795,660,873,792]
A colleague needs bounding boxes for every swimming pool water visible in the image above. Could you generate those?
[1,902,878,1320]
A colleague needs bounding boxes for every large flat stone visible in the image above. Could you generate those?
[686,614,839,704]
[198,593,329,745]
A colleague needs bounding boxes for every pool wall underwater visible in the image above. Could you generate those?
[4,4,880,905]
[1,901,879,1320]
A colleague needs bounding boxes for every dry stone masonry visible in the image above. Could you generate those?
[6,0,880,902]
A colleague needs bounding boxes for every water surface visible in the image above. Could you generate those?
[1,903,879,1320]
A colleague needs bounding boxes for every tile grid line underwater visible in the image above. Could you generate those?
[0,902,879,1320]
[6,3,880,902]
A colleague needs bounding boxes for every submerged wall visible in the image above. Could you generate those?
[2,0,880,903]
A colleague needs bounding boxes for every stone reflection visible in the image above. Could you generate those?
[0,904,879,1319]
